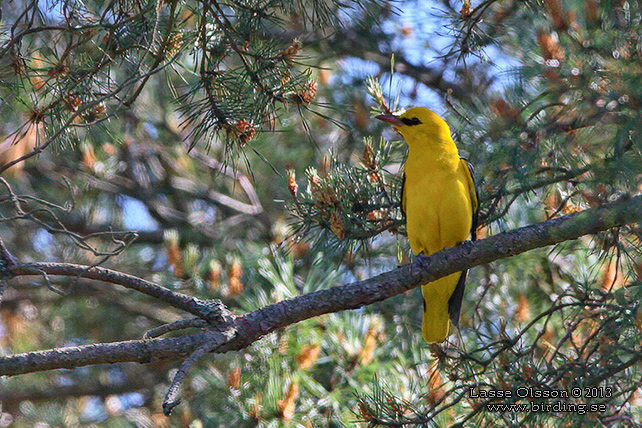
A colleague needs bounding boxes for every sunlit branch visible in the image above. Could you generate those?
[0,193,640,376]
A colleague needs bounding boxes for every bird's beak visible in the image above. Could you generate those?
[375,114,405,128]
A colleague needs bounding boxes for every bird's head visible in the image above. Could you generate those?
[376,107,451,147]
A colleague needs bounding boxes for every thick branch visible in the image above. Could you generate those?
[1,194,640,376]
[235,195,642,343]
[0,375,152,406]
[0,334,211,375]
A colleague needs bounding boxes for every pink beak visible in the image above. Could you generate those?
[375,114,405,127]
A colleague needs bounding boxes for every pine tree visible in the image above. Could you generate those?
[0,0,640,427]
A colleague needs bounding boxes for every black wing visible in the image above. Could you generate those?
[400,172,406,217]
[466,159,479,241]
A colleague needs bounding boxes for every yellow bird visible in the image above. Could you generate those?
[377,107,478,343]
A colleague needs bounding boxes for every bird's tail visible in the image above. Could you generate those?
[421,272,462,343]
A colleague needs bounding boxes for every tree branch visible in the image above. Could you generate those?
[1,194,640,376]
[9,262,233,322]
[0,375,152,407]
[279,27,470,101]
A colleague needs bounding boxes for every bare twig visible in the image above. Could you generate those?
[10,262,235,322]
[144,318,209,339]
[0,235,17,306]
[192,150,263,210]
[37,269,68,296]
[0,236,17,268]
[162,330,231,415]
[480,165,592,225]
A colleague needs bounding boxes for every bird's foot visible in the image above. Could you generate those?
[415,252,431,269]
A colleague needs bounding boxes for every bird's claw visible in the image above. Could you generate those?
[415,252,431,269]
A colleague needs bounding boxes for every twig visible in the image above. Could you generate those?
[144,318,209,339]
[10,262,235,322]
[170,176,262,215]
[162,335,223,415]
[192,150,263,210]
[0,236,17,268]
[37,269,68,296]
[0,236,17,306]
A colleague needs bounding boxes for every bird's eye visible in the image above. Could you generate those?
[401,117,422,126]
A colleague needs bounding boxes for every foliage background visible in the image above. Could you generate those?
[0,0,641,426]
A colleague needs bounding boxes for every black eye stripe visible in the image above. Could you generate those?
[401,117,422,126]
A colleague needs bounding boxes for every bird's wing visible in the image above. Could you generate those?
[401,172,407,217]
[463,158,479,241]
[447,158,479,326]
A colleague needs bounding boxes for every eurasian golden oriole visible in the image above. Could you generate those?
[377,107,478,343]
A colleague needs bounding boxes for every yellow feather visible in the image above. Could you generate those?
[378,107,477,343]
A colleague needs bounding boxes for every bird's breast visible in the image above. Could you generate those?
[404,162,473,256]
